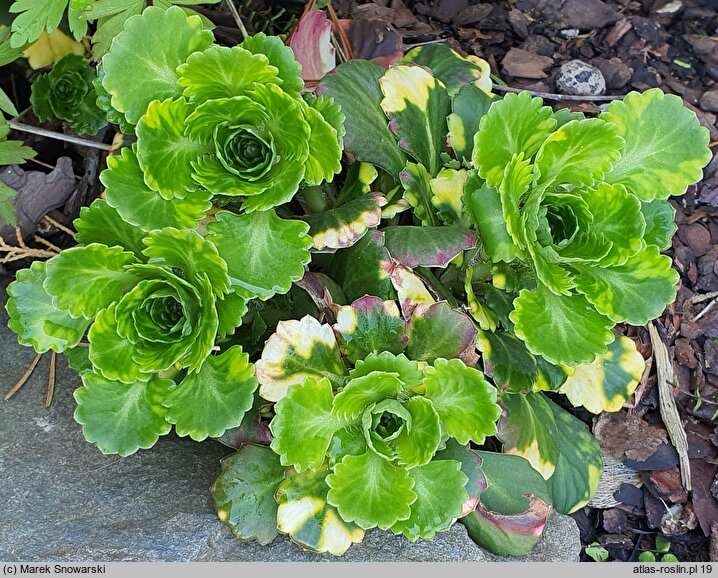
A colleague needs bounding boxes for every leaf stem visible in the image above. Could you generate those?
[7,121,112,151]
[416,266,458,307]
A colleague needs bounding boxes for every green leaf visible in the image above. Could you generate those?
[0,27,26,67]
[333,296,407,364]
[256,315,346,402]
[434,440,487,515]
[477,330,538,394]
[383,225,477,268]
[430,168,467,226]
[136,98,211,199]
[216,291,248,338]
[545,398,602,514]
[534,119,623,188]
[464,172,522,263]
[580,183,645,265]
[91,5,145,60]
[0,182,17,227]
[641,199,677,250]
[405,302,477,364]
[326,451,416,530]
[498,152,533,251]
[393,396,441,468]
[29,75,54,122]
[317,60,408,176]
[207,209,311,301]
[561,334,645,413]
[379,64,451,175]
[400,161,438,226]
[573,245,679,325]
[349,352,423,391]
[474,451,552,513]
[587,544,611,562]
[0,136,36,165]
[276,467,364,555]
[498,392,559,480]
[301,99,344,186]
[600,88,712,201]
[44,244,139,319]
[448,83,494,162]
[270,376,342,471]
[102,147,211,232]
[74,199,146,258]
[391,459,468,541]
[328,230,395,302]
[332,371,404,421]
[142,227,230,297]
[9,0,68,47]
[211,444,285,545]
[510,286,615,365]
[87,303,151,384]
[177,44,281,101]
[163,346,258,441]
[473,91,556,188]
[461,451,551,556]
[402,44,491,96]
[423,358,501,445]
[306,193,386,252]
[6,260,91,353]
[73,372,173,456]
[101,6,213,124]
[328,425,368,466]
[240,32,303,95]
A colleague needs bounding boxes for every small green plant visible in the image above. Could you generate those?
[213,298,501,554]
[586,543,610,562]
[30,53,106,134]
[8,0,222,56]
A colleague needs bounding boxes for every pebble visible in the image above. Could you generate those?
[554,60,607,96]
[700,90,718,113]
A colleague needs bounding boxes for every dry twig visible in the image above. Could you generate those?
[491,84,624,102]
[5,354,42,401]
[648,321,692,491]
[45,351,56,408]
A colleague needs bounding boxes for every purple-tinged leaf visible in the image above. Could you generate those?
[383,226,477,268]
[216,394,272,449]
[288,10,336,82]
[461,495,551,556]
[405,302,477,363]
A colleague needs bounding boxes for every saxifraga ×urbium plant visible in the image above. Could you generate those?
[4,6,712,557]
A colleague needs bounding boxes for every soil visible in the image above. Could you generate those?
[1,0,718,563]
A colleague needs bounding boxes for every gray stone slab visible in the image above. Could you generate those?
[0,285,580,562]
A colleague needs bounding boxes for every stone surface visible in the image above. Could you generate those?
[0,287,580,562]
[555,60,607,96]
[700,91,718,113]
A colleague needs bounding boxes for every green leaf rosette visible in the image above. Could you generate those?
[213,297,500,552]
[466,89,711,365]
[30,53,107,135]
[100,7,344,210]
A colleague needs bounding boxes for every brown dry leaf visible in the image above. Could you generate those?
[0,158,75,243]
[594,410,668,461]
[501,47,553,79]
